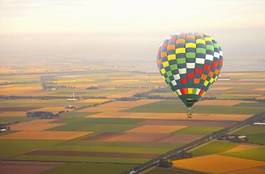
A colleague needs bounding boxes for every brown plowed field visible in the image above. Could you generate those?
[11,119,64,131]
[127,125,186,133]
[159,134,203,143]
[0,161,61,174]
[104,132,168,143]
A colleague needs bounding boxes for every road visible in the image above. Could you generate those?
[126,112,265,174]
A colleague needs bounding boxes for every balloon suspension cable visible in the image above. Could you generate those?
[187,107,192,118]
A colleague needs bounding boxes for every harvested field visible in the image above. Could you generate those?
[0,86,44,96]
[104,133,168,143]
[30,107,66,112]
[173,155,265,174]
[159,134,203,143]
[0,130,91,140]
[80,98,111,104]
[26,150,158,159]
[80,99,159,112]
[11,119,64,131]
[127,125,186,133]
[0,161,61,174]
[89,112,251,121]
[0,106,38,112]
[0,111,26,117]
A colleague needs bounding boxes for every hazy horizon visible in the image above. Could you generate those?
[1,0,265,71]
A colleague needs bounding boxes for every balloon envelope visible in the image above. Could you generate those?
[157,33,223,108]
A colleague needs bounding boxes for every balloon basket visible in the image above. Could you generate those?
[187,108,192,118]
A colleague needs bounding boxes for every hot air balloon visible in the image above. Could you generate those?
[157,32,223,118]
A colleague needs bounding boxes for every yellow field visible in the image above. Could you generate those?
[0,131,91,140]
[104,132,166,143]
[127,125,187,133]
[1,119,92,140]
[173,155,265,174]
[0,111,26,117]
[54,78,94,84]
[30,107,66,113]
[11,119,64,131]
[88,112,251,121]
[79,99,160,112]
[0,86,44,96]
[79,98,111,104]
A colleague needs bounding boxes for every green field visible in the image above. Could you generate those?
[1,71,265,174]
[14,155,149,164]
[190,140,237,156]
[224,146,265,162]
[175,126,224,135]
[233,125,265,144]
[0,116,34,123]
[51,117,142,133]
[45,142,174,154]
[0,140,61,159]
[127,100,265,114]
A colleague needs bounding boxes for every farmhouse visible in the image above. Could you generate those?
[218,134,248,143]
[253,122,265,126]
[65,105,77,109]
[0,124,10,133]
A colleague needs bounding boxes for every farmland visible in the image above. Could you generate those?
[0,69,265,174]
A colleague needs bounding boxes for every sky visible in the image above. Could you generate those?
[0,0,265,71]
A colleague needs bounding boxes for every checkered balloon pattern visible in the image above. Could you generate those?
[157,33,223,108]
